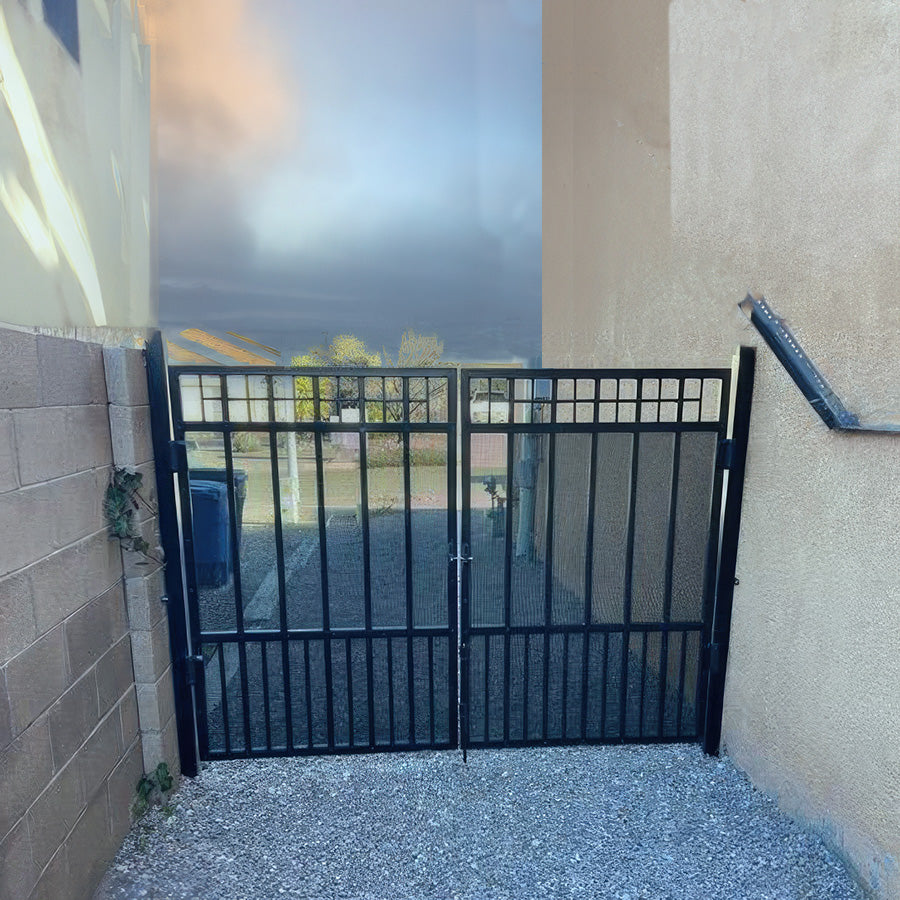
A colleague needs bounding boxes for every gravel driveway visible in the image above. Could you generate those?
[94,745,864,900]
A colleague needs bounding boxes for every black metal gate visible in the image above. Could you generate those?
[147,337,753,775]
[459,359,753,755]
[163,363,458,763]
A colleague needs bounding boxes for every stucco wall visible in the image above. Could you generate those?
[0,0,152,329]
[542,1,900,896]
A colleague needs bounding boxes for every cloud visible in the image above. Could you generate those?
[139,0,295,170]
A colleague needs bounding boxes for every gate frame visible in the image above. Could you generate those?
[147,338,754,771]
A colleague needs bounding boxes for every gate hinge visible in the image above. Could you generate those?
[716,439,735,470]
[182,654,203,686]
[167,440,187,473]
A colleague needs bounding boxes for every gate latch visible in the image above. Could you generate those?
[449,542,473,564]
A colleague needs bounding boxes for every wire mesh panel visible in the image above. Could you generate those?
[460,369,731,750]
[171,367,457,759]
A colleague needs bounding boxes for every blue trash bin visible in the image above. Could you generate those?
[190,480,231,586]
[189,469,247,551]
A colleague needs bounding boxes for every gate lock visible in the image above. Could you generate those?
[449,542,473,564]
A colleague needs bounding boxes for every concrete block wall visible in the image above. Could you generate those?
[103,345,181,778]
[0,328,177,900]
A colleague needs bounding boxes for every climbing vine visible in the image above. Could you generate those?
[104,467,163,566]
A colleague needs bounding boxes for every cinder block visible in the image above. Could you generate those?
[0,718,54,842]
[103,347,149,407]
[106,742,144,844]
[5,624,68,736]
[0,816,35,900]
[67,405,113,473]
[64,790,115,900]
[140,712,180,776]
[135,665,175,733]
[29,845,68,900]
[65,582,127,682]
[48,671,99,771]
[124,567,166,630]
[12,408,71,484]
[36,336,107,407]
[107,739,143,843]
[121,515,163,578]
[133,460,159,523]
[108,404,154,469]
[26,758,84,873]
[96,635,134,717]
[118,686,139,748]
[0,570,37,663]
[48,469,107,551]
[130,615,171,685]
[0,669,11,751]
[78,709,123,803]
[0,483,56,576]
[0,329,40,409]
[30,532,122,634]
[0,412,17,493]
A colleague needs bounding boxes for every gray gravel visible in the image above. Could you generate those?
[94,745,865,900]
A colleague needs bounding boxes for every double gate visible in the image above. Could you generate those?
[147,339,753,776]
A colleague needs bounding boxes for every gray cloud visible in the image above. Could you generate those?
[157,0,541,365]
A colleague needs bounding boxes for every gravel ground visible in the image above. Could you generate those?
[94,745,865,900]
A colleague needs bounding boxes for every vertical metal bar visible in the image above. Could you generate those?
[581,380,600,739]
[638,631,648,739]
[145,334,200,775]
[218,644,231,755]
[357,376,376,750]
[483,634,490,742]
[313,376,335,749]
[447,373,459,749]
[703,347,755,755]
[658,425,683,738]
[561,632,569,739]
[267,377,293,752]
[502,425,514,743]
[387,638,395,746]
[695,372,732,747]
[542,381,558,740]
[402,378,415,745]
[261,643,271,752]
[428,635,435,746]
[522,634,530,740]
[600,632,609,740]
[676,631,688,739]
[221,375,252,754]
[459,370,469,756]
[619,431,641,741]
[303,640,313,749]
[346,638,354,747]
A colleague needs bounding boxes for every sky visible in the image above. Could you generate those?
[149,0,542,364]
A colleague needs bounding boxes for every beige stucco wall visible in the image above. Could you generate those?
[0,0,152,329]
[543,1,900,896]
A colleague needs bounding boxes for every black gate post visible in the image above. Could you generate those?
[702,346,755,756]
[146,331,199,776]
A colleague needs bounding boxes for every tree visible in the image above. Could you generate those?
[291,331,446,423]
[291,335,382,421]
